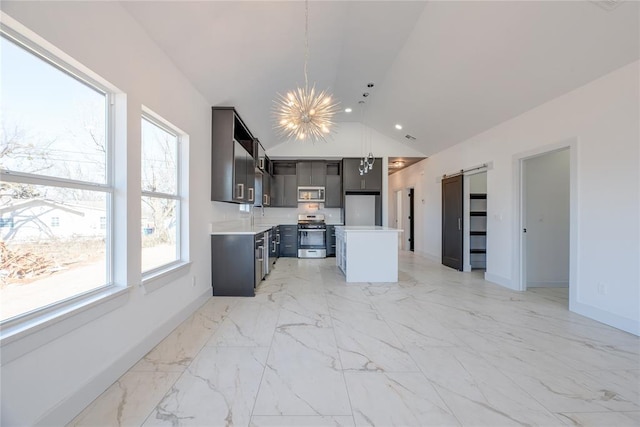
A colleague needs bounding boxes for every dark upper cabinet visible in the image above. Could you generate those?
[211,107,256,203]
[325,162,342,208]
[342,158,382,192]
[262,172,271,206]
[271,161,298,207]
[297,161,326,187]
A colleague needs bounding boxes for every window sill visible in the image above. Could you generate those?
[0,285,130,365]
[141,261,191,294]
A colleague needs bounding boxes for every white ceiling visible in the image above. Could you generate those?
[121,0,639,155]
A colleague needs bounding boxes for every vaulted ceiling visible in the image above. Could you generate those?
[121,0,639,155]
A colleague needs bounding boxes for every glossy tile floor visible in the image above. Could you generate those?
[70,253,640,426]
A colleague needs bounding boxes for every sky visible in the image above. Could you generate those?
[1,34,107,184]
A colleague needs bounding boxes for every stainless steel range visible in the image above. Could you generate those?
[297,214,326,258]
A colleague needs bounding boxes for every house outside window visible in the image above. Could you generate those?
[0,30,113,322]
[141,113,185,274]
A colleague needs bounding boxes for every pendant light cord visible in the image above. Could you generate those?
[304,0,309,88]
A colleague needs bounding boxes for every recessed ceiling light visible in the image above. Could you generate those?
[395,124,403,130]
[344,108,352,113]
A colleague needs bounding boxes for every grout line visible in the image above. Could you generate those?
[249,276,282,422]
[324,267,357,426]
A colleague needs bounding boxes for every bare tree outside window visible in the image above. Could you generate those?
[0,33,111,321]
[141,116,181,272]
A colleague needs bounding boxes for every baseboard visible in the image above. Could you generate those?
[35,289,211,426]
[527,281,569,288]
[570,300,639,337]
[484,272,515,290]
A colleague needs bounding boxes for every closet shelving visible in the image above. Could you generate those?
[469,193,487,269]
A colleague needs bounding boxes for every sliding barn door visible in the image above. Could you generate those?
[442,175,463,271]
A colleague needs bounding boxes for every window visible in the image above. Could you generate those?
[141,113,183,274]
[0,31,113,322]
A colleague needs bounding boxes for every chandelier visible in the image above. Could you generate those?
[274,0,339,142]
[358,100,375,176]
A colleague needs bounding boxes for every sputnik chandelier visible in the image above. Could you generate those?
[274,0,339,142]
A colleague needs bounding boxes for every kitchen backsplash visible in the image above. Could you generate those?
[255,206,343,225]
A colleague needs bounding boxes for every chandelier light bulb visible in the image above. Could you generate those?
[273,0,339,142]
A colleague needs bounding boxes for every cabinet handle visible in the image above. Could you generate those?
[458,218,461,230]
[263,194,268,205]
[236,183,244,200]
[248,187,254,202]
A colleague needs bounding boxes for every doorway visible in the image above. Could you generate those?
[442,175,463,270]
[522,148,570,290]
[408,188,415,252]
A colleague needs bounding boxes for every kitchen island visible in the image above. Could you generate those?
[335,226,402,283]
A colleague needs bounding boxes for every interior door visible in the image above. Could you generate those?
[442,175,463,270]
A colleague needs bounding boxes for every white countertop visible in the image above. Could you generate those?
[336,226,403,232]
[210,223,275,235]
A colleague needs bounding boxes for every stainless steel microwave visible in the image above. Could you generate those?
[297,186,325,203]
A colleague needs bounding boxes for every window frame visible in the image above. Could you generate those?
[140,110,185,278]
[0,18,127,359]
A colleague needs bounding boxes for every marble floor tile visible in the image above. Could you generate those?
[332,311,420,372]
[344,372,460,426]
[253,324,351,416]
[68,370,181,426]
[131,298,236,372]
[556,411,640,426]
[206,297,279,347]
[489,350,640,413]
[410,346,562,426]
[142,346,268,426]
[250,416,355,426]
[275,293,332,328]
[68,255,640,426]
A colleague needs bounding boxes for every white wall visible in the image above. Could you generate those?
[389,60,640,335]
[524,149,570,287]
[0,2,244,425]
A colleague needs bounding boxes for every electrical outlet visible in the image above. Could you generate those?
[192,276,197,287]
[597,282,607,295]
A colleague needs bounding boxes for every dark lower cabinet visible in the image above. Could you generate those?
[279,224,298,257]
[326,225,337,257]
[211,234,258,296]
[270,226,279,262]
